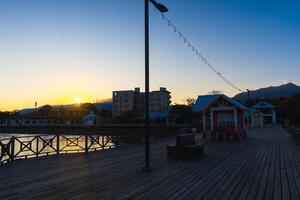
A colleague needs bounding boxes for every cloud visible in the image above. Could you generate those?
[280,80,291,85]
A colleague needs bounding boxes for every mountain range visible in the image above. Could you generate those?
[234,83,300,102]
[16,83,300,115]
[18,101,112,116]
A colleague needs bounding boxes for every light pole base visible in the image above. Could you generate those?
[143,166,153,172]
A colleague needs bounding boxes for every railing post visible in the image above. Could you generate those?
[56,135,60,155]
[102,136,105,150]
[10,136,15,162]
[36,136,39,158]
[85,135,88,153]
[115,135,119,148]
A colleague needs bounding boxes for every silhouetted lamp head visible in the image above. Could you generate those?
[150,0,169,13]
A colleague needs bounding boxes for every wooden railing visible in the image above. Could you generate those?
[0,135,116,166]
[0,126,191,166]
[286,124,300,143]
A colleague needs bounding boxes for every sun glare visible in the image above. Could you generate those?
[73,97,83,104]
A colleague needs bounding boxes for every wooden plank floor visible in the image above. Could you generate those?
[1,126,300,200]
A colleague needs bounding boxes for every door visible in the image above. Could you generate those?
[252,116,262,128]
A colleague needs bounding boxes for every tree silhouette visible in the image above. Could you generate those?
[186,98,196,106]
[208,90,223,95]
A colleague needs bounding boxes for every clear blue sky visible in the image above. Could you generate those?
[0,0,299,110]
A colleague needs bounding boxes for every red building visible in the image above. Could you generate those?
[192,94,248,138]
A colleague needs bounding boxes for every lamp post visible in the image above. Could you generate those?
[144,0,168,171]
[247,89,250,101]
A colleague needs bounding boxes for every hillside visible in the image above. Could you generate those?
[18,101,113,116]
[274,93,300,124]
[235,83,300,102]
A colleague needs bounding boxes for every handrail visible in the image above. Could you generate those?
[0,126,188,166]
[285,124,300,137]
[0,124,195,135]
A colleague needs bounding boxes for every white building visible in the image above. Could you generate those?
[112,88,139,117]
[251,101,276,124]
[150,87,171,112]
[83,111,101,126]
[0,111,101,127]
[112,87,171,118]
[244,109,265,128]
[244,101,276,129]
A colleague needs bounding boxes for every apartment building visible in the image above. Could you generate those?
[112,87,171,117]
[150,87,171,112]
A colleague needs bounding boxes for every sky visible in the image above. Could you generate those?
[0,0,299,111]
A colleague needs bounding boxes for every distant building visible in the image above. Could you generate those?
[112,87,171,118]
[192,94,248,136]
[0,107,101,127]
[244,109,265,128]
[83,111,101,126]
[150,87,171,113]
[246,101,276,127]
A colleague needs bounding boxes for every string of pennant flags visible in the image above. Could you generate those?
[154,8,244,93]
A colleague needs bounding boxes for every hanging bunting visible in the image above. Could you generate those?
[154,7,244,93]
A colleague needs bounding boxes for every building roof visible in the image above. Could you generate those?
[244,109,264,117]
[192,95,220,112]
[192,94,249,112]
[228,98,249,111]
[251,101,275,109]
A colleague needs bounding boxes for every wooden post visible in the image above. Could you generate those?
[272,110,276,124]
[202,112,206,131]
[85,135,88,153]
[248,117,251,129]
[234,108,238,132]
[115,135,119,148]
[36,136,39,158]
[11,136,15,161]
[210,109,214,131]
[56,135,60,155]
[102,136,105,150]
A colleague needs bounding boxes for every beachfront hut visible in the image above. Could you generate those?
[245,109,264,128]
[250,101,276,124]
[83,111,101,126]
[192,94,248,138]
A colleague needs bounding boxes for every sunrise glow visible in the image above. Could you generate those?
[73,97,84,104]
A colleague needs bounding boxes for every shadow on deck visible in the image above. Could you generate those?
[1,126,300,200]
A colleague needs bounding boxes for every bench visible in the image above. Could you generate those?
[167,134,205,159]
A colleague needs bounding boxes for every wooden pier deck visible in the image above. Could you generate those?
[1,126,300,200]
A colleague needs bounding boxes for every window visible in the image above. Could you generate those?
[217,112,234,127]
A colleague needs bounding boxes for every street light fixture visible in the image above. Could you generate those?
[247,89,250,101]
[144,0,168,171]
[149,0,169,13]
